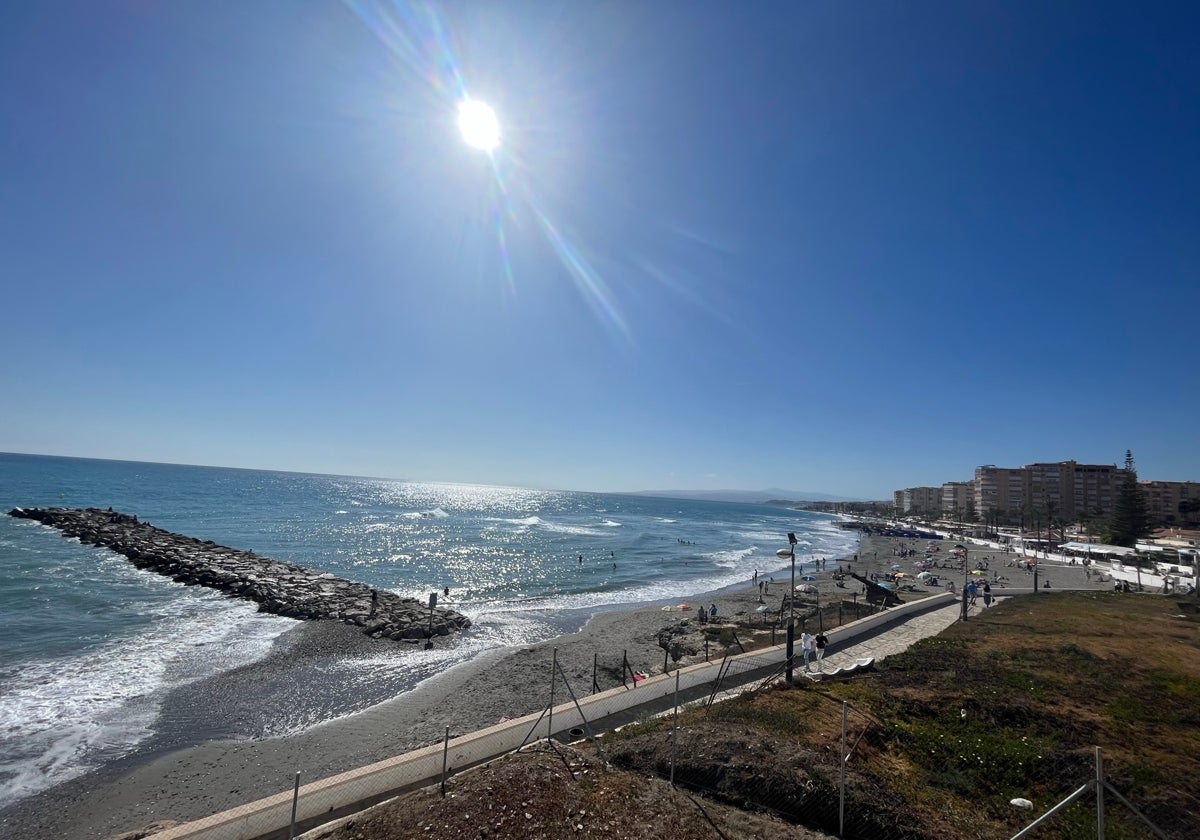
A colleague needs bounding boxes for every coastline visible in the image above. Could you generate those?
[2,531,907,840]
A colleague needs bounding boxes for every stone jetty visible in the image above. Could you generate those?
[8,507,471,642]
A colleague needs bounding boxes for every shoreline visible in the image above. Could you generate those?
[3,532,920,840]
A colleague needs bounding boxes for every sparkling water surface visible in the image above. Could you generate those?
[0,453,856,807]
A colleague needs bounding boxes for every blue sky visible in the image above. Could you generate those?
[2,1,1197,498]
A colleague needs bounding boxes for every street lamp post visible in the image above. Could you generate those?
[1033,516,1041,592]
[958,544,969,621]
[786,532,798,683]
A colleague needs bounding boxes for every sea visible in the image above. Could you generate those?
[0,452,858,809]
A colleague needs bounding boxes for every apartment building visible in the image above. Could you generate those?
[899,486,941,516]
[974,461,1119,525]
[1025,462,1072,518]
[1141,480,1200,526]
[974,465,1025,523]
[941,481,972,516]
[1071,463,1120,521]
[900,459,1193,529]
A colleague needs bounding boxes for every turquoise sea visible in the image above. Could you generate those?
[0,452,857,808]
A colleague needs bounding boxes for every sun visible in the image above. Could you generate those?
[457,99,500,151]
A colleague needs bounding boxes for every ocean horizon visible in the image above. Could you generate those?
[0,452,858,808]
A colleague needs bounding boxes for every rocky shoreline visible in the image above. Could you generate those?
[7,506,471,641]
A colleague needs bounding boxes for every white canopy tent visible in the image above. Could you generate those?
[1058,541,1136,557]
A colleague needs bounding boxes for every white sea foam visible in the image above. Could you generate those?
[540,522,604,537]
[708,546,756,569]
[736,528,793,545]
[485,515,604,537]
[400,507,450,520]
[494,515,542,526]
[600,520,621,527]
[258,610,564,737]
[0,595,290,809]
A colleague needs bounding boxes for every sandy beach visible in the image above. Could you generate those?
[0,528,1026,840]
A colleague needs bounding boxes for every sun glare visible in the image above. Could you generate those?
[457,99,500,151]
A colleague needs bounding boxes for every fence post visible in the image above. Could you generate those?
[592,653,598,694]
[547,648,557,741]
[288,771,300,840]
[704,639,709,661]
[441,726,450,797]
[622,650,628,688]
[1096,746,1105,840]
[670,669,680,787]
[839,702,847,839]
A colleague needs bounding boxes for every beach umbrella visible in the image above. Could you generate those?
[801,575,816,581]
[776,548,792,558]
[894,572,912,579]
[877,581,894,590]
[755,604,772,613]
[798,584,818,594]
[916,571,932,579]
[971,570,987,576]
[890,564,902,570]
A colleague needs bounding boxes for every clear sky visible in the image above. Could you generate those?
[2,1,1197,498]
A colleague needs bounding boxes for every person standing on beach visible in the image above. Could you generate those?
[801,631,814,672]
[814,632,828,671]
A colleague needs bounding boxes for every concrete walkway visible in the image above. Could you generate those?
[806,598,964,677]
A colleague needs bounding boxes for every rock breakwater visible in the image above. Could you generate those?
[8,506,471,642]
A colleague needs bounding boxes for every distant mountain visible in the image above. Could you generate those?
[630,488,852,505]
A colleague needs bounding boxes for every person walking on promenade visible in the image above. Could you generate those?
[801,631,814,672]
[814,632,829,672]
[966,580,978,607]
[982,581,992,608]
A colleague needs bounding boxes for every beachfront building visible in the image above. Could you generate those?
[973,461,1121,526]
[941,482,972,517]
[1068,462,1120,523]
[974,465,1026,524]
[1141,480,1200,527]
[1025,461,1072,519]
[899,461,1195,531]
[896,486,941,517]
